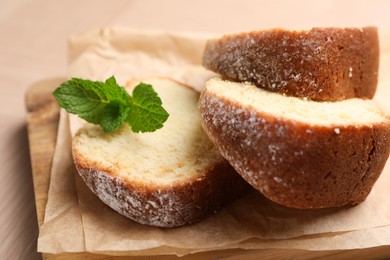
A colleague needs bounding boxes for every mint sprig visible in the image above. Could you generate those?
[53,76,169,133]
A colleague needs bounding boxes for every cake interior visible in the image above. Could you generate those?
[74,78,223,186]
[205,78,386,126]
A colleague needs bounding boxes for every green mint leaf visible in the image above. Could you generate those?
[53,78,107,124]
[127,83,169,133]
[99,102,129,132]
[53,77,130,132]
[53,76,169,133]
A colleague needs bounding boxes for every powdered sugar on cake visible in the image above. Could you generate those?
[198,92,299,188]
[203,27,379,101]
[198,75,390,209]
[76,166,208,227]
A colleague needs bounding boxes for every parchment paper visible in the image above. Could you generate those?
[38,27,390,255]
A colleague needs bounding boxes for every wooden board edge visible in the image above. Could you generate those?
[25,77,64,227]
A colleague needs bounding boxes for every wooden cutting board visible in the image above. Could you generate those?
[25,78,390,260]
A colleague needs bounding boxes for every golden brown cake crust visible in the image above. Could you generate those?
[73,156,249,227]
[198,89,390,209]
[203,27,379,101]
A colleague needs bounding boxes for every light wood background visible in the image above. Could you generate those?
[2,0,390,259]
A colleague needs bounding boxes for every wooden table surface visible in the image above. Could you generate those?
[2,0,390,259]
